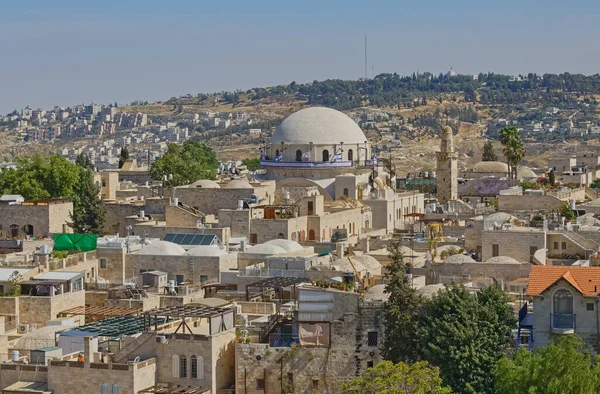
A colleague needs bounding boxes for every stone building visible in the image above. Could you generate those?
[97,237,237,285]
[235,284,386,393]
[436,126,458,205]
[93,171,119,200]
[0,197,73,238]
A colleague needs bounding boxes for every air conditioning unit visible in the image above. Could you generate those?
[156,335,168,344]
[18,324,29,334]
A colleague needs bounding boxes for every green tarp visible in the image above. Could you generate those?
[53,233,98,252]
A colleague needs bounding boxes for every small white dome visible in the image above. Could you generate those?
[223,179,253,189]
[271,107,367,145]
[245,244,287,255]
[444,254,477,264]
[484,256,521,265]
[416,284,445,299]
[136,241,186,256]
[185,245,227,257]
[190,179,220,188]
[264,239,304,253]
[364,284,389,302]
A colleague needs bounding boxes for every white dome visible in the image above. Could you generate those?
[472,161,509,173]
[264,239,304,253]
[444,254,477,264]
[190,179,220,188]
[484,256,521,265]
[245,244,287,255]
[223,179,253,189]
[185,245,227,257]
[136,241,186,256]
[271,107,367,145]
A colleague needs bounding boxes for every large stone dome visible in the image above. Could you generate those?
[270,107,367,145]
[472,161,509,173]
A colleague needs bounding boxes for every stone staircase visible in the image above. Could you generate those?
[561,231,598,256]
[585,186,598,201]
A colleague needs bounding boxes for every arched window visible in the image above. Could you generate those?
[23,224,33,236]
[322,150,329,162]
[309,229,315,241]
[275,149,280,157]
[347,149,353,162]
[101,383,109,394]
[172,355,180,378]
[553,289,574,328]
[277,233,284,239]
[296,150,302,161]
[9,224,19,238]
[112,384,120,394]
[191,355,205,379]
[343,188,349,197]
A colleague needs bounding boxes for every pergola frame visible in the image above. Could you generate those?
[143,305,234,335]
[245,277,310,302]
[58,305,141,318]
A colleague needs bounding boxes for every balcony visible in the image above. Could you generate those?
[260,160,353,169]
[551,313,575,334]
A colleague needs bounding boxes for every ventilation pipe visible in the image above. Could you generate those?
[139,210,145,219]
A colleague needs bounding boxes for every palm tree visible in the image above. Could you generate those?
[499,126,525,181]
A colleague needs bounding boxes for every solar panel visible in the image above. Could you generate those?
[164,233,218,246]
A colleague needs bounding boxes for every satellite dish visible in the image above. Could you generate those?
[133,356,140,363]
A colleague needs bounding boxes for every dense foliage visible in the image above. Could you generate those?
[342,360,452,394]
[242,158,261,171]
[482,141,498,162]
[382,239,422,363]
[0,154,105,234]
[495,335,600,394]
[417,285,516,394]
[150,140,218,186]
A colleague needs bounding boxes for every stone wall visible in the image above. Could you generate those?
[0,201,72,238]
[85,291,108,307]
[498,195,565,211]
[173,187,256,216]
[427,262,532,286]
[481,229,546,262]
[219,209,252,238]
[0,364,48,390]
[18,291,85,328]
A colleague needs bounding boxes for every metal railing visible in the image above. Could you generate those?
[241,268,306,278]
[260,160,353,168]
[551,313,575,329]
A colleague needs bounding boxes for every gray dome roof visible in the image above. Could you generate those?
[223,179,253,189]
[264,239,304,253]
[245,244,287,255]
[136,241,186,256]
[190,179,220,188]
[484,256,521,265]
[472,161,509,173]
[444,254,477,264]
[271,107,367,145]
[518,166,537,179]
[185,245,227,257]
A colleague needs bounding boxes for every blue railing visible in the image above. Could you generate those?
[551,313,575,329]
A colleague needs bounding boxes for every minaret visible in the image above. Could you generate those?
[436,126,458,204]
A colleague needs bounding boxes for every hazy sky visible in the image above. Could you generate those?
[1,0,600,113]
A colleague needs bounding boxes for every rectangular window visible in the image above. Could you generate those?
[191,357,197,379]
[200,275,208,284]
[179,357,187,378]
[553,242,559,250]
[588,303,595,311]
[176,275,184,284]
[561,242,567,250]
[492,244,499,257]
[367,361,374,368]
[100,258,107,269]
[312,380,319,390]
[256,379,265,390]
[367,331,378,347]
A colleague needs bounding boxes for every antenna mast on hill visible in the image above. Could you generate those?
[364,33,368,80]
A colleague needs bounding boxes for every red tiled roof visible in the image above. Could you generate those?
[527,266,600,296]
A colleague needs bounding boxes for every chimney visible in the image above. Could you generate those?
[83,336,93,367]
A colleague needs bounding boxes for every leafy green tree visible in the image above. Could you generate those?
[75,153,93,170]
[118,147,130,169]
[495,335,600,394]
[549,169,556,186]
[499,127,525,180]
[68,168,105,234]
[242,158,261,171]
[342,360,452,394]
[482,141,498,162]
[150,140,218,186]
[556,203,576,221]
[591,178,600,189]
[7,270,23,296]
[382,239,422,364]
[418,285,516,394]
